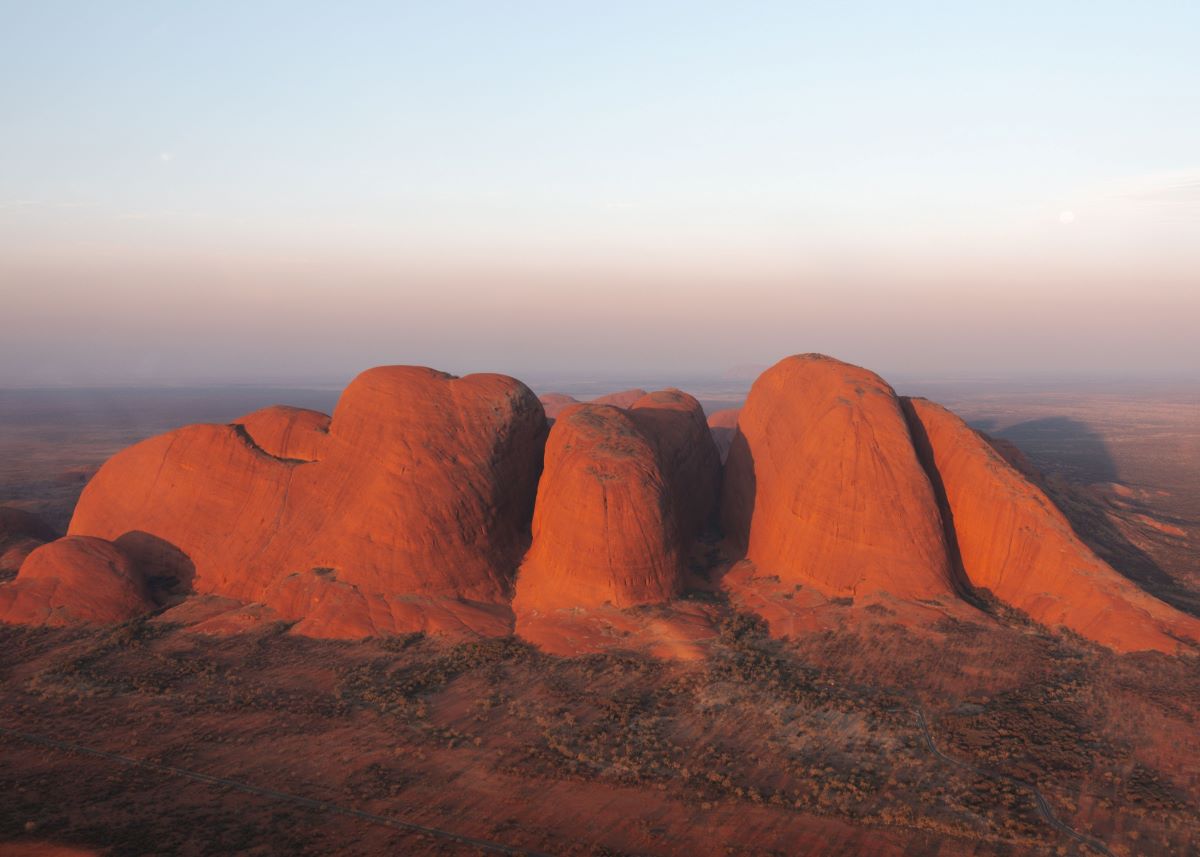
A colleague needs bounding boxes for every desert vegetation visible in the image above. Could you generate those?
[2,601,1197,855]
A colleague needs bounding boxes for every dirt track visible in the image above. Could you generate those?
[914,708,1112,857]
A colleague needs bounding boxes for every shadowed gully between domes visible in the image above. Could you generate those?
[1,355,1197,655]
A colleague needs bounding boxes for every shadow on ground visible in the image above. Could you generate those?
[975,416,1199,618]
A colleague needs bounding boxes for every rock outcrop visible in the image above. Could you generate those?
[515,391,720,614]
[514,404,683,612]
[592,388,648,409]
[0,536,152,625]
[902,397,1200,653]
[64,367,548,636]
[235,405,330,461]
[721,354,956,600]
[4,354,1194,656]
[628,389,721,546]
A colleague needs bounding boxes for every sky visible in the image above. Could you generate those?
[2,1,1198,386]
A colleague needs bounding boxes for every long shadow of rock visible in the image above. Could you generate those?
[987,416,1119,484]
[980,417,1200,617]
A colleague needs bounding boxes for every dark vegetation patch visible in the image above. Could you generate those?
[0,617,1198,855]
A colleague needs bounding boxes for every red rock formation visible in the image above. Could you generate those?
[66,367,547,637]
[706,407,741,463]
[514,404,684,612]
[538,393,579,421]
[629,389,721,545]
[721,354,955,600]
[0,506,56,575]
[0,536,152,626]
[13,351,1191,659]
[902,397,1200,653]
[592,388,648,409]
[514,391,722,656]
[235,405,329,461]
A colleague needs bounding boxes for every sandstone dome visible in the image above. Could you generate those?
[514,391,720,615]
[234,405,330,461]
[721,354,957,600]
[628,389,721,546]
[0,536,152,626]
[66,366,548,637]
[514,404,683,612]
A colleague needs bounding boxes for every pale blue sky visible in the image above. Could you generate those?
[2,2,1198,384]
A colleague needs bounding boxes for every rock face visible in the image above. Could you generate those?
[235,405,330,461]
[628,390,721,546]
[66,367,548,637]
[0,536,152,625]
[707,408,740,463]
[721,355,956,600]
[902,397,1200,653]
[515,391,720,614]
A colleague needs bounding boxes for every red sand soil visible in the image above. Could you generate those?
[2,608,1198,855]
